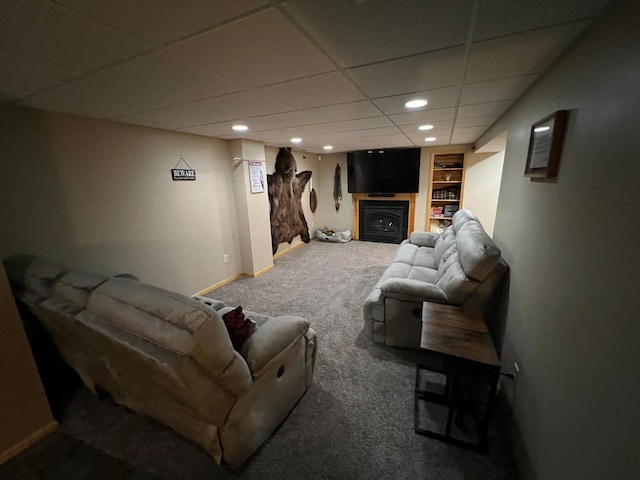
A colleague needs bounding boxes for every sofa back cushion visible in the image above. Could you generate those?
[54,270,108,308]
[85,278,251,385]
[455,220,501,282]
[23,257,68,299]
[434,226,456,266]
[435,251,481,305]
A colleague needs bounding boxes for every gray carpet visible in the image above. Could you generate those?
[7,239,515,479]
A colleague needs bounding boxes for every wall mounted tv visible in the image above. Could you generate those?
[347,148,421,194]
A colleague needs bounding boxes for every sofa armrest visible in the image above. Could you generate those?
[410,232,440,248]
[239,315,310,377]
[380,278,448,303]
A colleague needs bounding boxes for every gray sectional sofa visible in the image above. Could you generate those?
[5,255,316,468]
[364,209,507,349]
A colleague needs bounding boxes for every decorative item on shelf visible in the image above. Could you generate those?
[525,110,568,179]
[432,186,460,200]
[445,173,452,181]
[443,204,459,217]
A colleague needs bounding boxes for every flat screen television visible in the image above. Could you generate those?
[347,148,421,193]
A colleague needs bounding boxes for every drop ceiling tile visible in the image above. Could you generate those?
[120,91,293,129]
[280,123,349,136]
[474,0,608,40]
[257,72,365,109]
[466,22,589,83]
[353,127,404,138]
[452,126,488,136]
[362,135,414,148]
[255,116,392,140]
[0,53,75,101]
[346,47,466,98]
[398,120,454,135]
[457,101,512,118]
[373,87,459,115]
[460,74,538,105]
[329,116,393,131]
[402,124,454,144]
[56,0,267,45]
[302,101,381,123]
[19,52,237,119]
[0,0,147,73]
[167,8,334,88]
[282,0,471,67]
[407,133,453,146]
[236,111,318,131]
[454,115,500,128]
[451,133,482,144]
[389,108,456,126]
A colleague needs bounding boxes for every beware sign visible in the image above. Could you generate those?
[171,168,196,181]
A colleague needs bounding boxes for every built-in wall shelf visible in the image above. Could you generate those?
[426,153,466,232]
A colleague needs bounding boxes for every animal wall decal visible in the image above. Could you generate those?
[267,148,312,254]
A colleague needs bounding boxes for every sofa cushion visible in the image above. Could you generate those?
[435,252,480,305]
[407,265,437,284]
[54,271,109,308]
[23,258,69,299]
[393,242,418,265]
[239,316,309,376]
[413,247,436,269]
[455,221,501,282]
[434,227,456,266]
[452,208,478,230]
[374,261,412,289]
[86,278,238,378]
[409,231,439,248]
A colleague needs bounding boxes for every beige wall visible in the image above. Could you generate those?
[462,150,504,236]
[476,1,640,479]
[230,139,273,275]
[312,152,352,233]
[0,263,56,463]
[0,106,240,295]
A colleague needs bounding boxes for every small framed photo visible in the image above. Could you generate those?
[524,110,568,179]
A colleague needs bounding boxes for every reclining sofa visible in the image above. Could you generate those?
[4,255,317,468]
[364,209,507,349]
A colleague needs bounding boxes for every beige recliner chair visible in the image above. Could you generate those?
[5,256,317,468]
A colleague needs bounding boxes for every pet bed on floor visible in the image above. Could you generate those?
[315,228,352,243]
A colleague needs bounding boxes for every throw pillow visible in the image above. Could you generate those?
[222,306,257,350]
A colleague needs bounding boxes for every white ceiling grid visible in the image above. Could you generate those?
[0,0,611,153]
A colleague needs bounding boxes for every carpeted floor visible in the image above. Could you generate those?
[2,239,516,479]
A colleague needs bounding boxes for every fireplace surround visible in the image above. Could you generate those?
[351,193,416,243]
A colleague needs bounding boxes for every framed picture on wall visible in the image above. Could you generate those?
[524,110,568,179]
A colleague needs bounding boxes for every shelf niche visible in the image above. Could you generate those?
[426,153,466,233]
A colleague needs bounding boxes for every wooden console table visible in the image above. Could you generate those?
[414,302,500,452]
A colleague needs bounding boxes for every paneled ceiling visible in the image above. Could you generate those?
[0,0,612,153]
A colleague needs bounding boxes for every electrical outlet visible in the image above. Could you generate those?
[222,254,229,264]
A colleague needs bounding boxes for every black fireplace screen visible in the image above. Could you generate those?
[359,200,409,243]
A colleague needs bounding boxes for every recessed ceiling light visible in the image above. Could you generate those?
[367,150,373,154]
[405,99,427,109]
[291,137,302,143]
[379,150,384,154]
[425,137,436,142]
[323,145,333,151]
[419,124,434,131]
[232,124,248,131]
[534,126,551,133]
